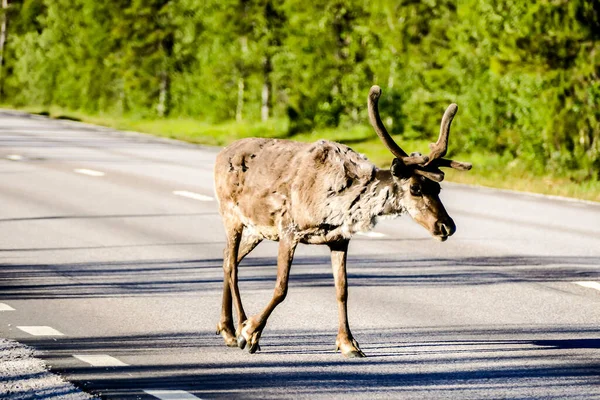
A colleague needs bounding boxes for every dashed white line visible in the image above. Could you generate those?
[0,303,15,311]
[143,390,202,400]
[73,354,128,367]
[6,154,23,161]
[74,168,105,177]
[173,190,214,202]
[574,281,600,292]
[356,231,387,238]
[17,326,64,336]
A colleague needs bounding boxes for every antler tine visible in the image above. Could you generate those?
[428,103,458,162]
[421,102,473,175]
[368,85,409,159]
[414,168,444,182]
[436,158,473,171]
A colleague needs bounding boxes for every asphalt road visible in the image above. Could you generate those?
[1,110,599,399]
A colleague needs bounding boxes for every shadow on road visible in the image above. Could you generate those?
[532,338,600,349]
[16,325,600,399]
[1,254,599,300]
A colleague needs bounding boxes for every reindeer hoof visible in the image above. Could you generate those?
[216,322,238,347]
[238,317,263,354]
[237,335,247,349]
[344,349,366,358]
[248,342,261,354]
[337,337,366,358]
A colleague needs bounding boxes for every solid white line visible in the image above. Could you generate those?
[173,190,214,202]
[7,154,23,161]
[143,390,202,400]
[574,281,600,292]
[445,182,600,207]
[73,354,128,367]
[0,303,15,311]
[74,168,105,177]
[17,326,64,336]
[356,231,387,238]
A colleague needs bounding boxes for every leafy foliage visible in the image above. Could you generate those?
[3,0,599,180]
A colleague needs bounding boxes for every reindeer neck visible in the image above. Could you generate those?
[367,169,406,218]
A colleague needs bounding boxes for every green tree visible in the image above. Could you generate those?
[2,0,599,180]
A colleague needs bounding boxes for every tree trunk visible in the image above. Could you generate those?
[0,0,9,99]
[387,46,397,89]
[156,33,173,118]
[157,69,169,117]
[236,78,244,122]
[236,36,248,122]
[117,78,126,115]
[261,56,272,122]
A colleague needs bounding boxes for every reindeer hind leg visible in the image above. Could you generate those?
[239,234,298,353]
[217,223,260,347]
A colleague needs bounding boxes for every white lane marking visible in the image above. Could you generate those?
[173,190,214,202]
[0,303,15,311]
[7,154,23,161]
[17,326,64,336]
[445,182,600,207]
[574,281,600,292]
[143,390,202,399]
[73,354,128,367]
[74,168,105,177]
[356,231,387,238]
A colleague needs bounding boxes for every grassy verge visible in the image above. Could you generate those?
[5,105,600,203]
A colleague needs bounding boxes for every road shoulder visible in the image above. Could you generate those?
[0,338,94,400]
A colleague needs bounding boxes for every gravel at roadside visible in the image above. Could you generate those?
[0,338,94,400]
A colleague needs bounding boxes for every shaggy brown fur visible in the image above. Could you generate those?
[214,138,399,244]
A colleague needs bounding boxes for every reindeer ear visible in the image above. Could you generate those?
[390,158,410,178]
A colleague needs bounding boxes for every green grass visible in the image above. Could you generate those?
[5,104,600,203]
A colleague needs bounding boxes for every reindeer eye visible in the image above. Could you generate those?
[410,185,422,196]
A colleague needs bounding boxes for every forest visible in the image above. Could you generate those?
[1,0,599,188]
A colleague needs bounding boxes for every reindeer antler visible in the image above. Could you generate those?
[425,103,472,172]
[428,103,457,160]
[368,85,472,183]
[368,86,429,166]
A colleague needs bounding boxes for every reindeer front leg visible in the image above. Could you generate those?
[329,240,366,358]
[238,233,298,353]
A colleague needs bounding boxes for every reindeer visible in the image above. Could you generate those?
[213,85,471,357]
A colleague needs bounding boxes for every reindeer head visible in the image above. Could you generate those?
[367,85,472,241]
